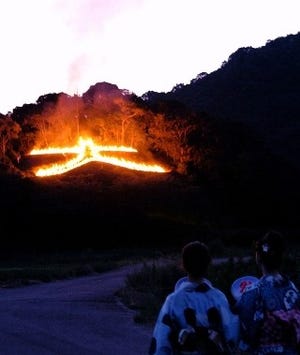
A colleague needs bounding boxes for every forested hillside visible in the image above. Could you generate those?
[144,32,300,170]
[0,33,299,251]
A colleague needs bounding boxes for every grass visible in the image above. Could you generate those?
[1,244,299,327]
[0,248,164,288]
[117,246,300,325]
[116,257,255,324]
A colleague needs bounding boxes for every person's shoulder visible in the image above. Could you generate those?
[174,276,188,291]
[211,286,231,302]
[203,280,231,301]
[160,290,178,308]
[172,279,213,299]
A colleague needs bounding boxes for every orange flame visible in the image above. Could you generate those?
[29,137,169,176]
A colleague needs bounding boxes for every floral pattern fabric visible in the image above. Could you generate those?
[234,274,300,354]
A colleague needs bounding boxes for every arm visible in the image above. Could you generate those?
[215,292,240,348]
[234,288,262,350]
[149,296,178,355]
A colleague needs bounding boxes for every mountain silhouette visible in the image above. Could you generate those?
[143,32,300,170]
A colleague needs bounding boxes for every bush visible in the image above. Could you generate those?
[118,252,300,324]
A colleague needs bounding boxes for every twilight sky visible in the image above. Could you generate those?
[0,0,299,114]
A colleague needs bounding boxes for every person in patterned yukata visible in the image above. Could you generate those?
[148,240,240,355]
[234,230,300,354]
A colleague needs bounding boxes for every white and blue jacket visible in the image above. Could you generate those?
[149,277,240,355]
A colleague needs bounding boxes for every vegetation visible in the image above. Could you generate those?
[0,248,162,288]
[117,247,300,325]
[146,32,300,172]
[0,243,299,327]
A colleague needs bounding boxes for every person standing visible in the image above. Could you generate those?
[149,240,239,354]
[234,230,300,354]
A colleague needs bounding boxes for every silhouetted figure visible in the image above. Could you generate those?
[149,241,239,354]
[234,230,300,354]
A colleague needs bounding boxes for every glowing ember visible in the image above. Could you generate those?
[29,137,169,176]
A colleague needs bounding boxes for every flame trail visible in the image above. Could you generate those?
[29,137,169,176]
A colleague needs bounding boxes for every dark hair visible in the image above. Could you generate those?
[182,241,211,278]
[255,230,285,272]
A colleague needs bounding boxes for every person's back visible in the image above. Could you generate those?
[149,241,239,355]
[234,231,300,354]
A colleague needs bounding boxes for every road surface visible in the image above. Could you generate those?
[0,264,153,355]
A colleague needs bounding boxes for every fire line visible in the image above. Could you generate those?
[29,137,169,177]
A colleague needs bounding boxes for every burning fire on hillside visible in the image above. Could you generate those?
[29,137,170,177]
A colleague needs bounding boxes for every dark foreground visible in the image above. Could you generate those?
[1,161,299,252]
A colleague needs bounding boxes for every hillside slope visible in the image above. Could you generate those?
[144,32,300,169]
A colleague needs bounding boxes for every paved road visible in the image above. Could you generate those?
[0,264,153,355]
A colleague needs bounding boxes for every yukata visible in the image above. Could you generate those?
[149,278,239,355]
[234,273,300,354]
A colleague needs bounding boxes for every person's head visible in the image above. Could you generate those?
[181,241,211,279]
[255,230,285,273]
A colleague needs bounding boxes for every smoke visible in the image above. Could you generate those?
[54,0,144,37]
[68,55,88,94]
[53,0,145,96]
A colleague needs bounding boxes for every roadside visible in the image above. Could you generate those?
[0,263,153,355]
[117,255,257,325]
